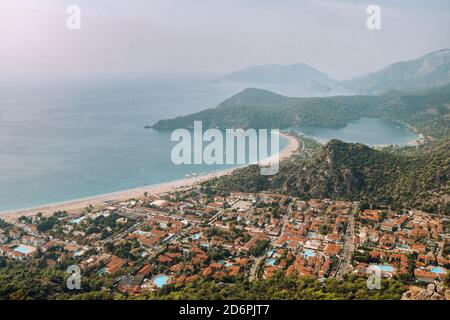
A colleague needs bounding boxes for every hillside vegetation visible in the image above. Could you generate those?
[205,139,450,215]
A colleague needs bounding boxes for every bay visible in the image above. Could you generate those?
[0,75,286,213]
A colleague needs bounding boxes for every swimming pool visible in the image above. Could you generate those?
[14,244,36,255]
[71,217,85,224]
[153,274,169,288]
[73,249,85,257]
[431,267,447,274]
[219,259,232,267]
[369,264,395,272]
[192,233,201,240]
[266,258,276,266]
[97,267,107,275]
[304,249,316,258]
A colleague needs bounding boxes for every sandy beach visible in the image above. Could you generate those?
[1,132,300,223]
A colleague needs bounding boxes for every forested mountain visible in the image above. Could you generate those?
[152,84,450,139]
[152,91,385,130]
[204,139,450,215]
[343,49,450,94]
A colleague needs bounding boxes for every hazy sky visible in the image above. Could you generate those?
[1,0,450,84]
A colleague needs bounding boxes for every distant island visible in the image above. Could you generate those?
[221,62,337,87]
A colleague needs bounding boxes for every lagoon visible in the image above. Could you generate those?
[294,117,418,146]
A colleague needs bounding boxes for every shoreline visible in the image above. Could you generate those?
[405,124,426,146]
[1,132,300,223]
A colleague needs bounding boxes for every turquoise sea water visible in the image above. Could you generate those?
[0,76,287,213]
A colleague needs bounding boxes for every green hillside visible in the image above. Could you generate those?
[204,139,450,215]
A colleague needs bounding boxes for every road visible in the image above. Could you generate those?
[249,205,291,282]
[249,253,266,282]
[101,216,147,244]
[335,207,355,280]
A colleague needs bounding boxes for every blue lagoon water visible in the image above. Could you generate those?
[295,117,418,146]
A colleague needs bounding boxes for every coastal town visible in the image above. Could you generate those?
[0,185,448,296]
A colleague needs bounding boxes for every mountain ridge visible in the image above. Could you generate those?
[219,49,450,94]
[343,49,450,94]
